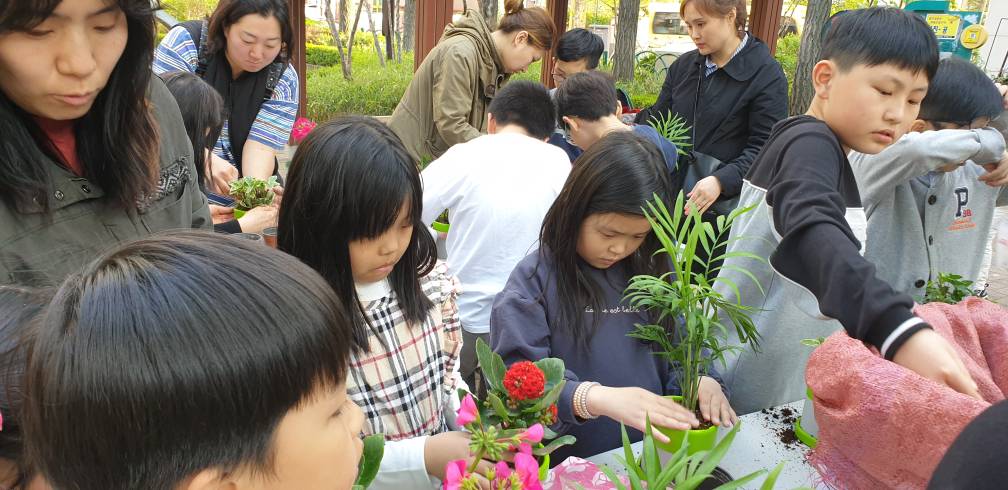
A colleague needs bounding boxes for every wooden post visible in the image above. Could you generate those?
[415,0,455,70]
[288,0,307,121]
[748,0,785,54]
[542,0,569,88]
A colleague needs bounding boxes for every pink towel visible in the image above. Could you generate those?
[806,298,1008,489]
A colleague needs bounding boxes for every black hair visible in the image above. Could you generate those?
[821,7,939,81]
[161,71,226,191]
[207,0,293,62]
[554,71,618,122]
[539,131,674,345]
[0,286,48,488]
[278,116,437,351]
[22,231,356,490]
[487,81,556,140]
[919,57,1003,125]
[556,28,604,69]
[0,0,160,211]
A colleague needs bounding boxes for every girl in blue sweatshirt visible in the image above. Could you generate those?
[490,131,737,461]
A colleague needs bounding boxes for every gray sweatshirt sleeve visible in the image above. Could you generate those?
[851,127,1006,211]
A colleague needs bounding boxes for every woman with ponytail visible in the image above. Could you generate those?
[390,0,557,161]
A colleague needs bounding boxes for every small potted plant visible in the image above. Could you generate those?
[923,272,976,304]
[623,193,762,456]
[229,175,279,219]
[600,417,784,490]
[650,111,692,156]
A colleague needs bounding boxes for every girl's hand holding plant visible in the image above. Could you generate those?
[586,385,699,443]
[425,431,496,490]
[697,375,737,428]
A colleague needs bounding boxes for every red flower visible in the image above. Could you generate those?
[503,361,546,401]
[549,403,558,421]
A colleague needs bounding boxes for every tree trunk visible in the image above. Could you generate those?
[788,0,831,115]
[572,0,585,28]
[393,0,404,62]
[480,0,499,28]
[382,0,394,60]
[364,0,386,66]
[347,0,365,60]
[325,0,353,79]
[613,0,640,82]
[403,0,415,51]
[338,0,350,34]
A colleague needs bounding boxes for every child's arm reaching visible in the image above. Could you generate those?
[851,127,1005,209]
[768,133,981,399]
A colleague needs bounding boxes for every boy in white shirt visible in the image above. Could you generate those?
[421,81,571,395]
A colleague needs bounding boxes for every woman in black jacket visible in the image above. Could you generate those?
[637,0,787,228]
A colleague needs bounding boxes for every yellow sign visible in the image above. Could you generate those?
[926,13,961,39]
[961,24,988,50]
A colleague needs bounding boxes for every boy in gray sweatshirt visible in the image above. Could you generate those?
[851,57,1008,299]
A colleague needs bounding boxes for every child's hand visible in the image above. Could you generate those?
[697,376,738,428]
[586,386,700,443]
[892,329,982,400]
[686,176,723,215]
[979,151,1008,187]
[425,431,494,489]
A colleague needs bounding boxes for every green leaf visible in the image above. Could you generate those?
[487,392,514,420]
[758,462,785,490]
[533,380,566,411]
[353,434,385,489]
[534,358,566,387]
[600,465,631,490]
[532,435,577,455]
[475,337,505,393]
[710,469,768,490]
[642,417,659,483]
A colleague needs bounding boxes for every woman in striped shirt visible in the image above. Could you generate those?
[154,0,299,191]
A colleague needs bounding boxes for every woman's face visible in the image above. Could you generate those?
[500,31,545,74]
[682,2,737,57]
[0,0,127,120]
[224,14,283,75]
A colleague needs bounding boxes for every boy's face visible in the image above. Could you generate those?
[816,62,929,154]
[552,58,590,86]
[230,381,365,490]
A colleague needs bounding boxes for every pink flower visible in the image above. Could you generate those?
[514,452,543,490]
[519,442,533,455]
[495,461,511,482]
[291,117,317,143]
[519,423,544,444]
[456,393,478,427]
[443,459,468,490]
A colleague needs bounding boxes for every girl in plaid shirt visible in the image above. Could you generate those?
[279,116,484,488]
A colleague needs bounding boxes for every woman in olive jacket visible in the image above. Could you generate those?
[0,0,210,287]
[389,0,556,162]
[637,0,787,218]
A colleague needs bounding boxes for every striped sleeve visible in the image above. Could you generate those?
[153,25,198,75]
[247,63,299,150]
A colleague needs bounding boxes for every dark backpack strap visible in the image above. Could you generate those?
[177,19,210,77]
[263,61,284,101]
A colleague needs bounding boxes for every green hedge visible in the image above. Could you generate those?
[307,43,341,67]
[774,34,800,99]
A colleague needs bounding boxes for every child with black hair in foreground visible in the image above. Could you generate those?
[851,56,1008,299]
[23,233,364,490]
[713,7,981,415]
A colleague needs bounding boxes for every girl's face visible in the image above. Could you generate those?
[500,31,545,74]
[224,14,283,76]
[682,2,737,57]
[348,200,413,284]
[576,212,652,269]
[227,381,365,490]
[0,0,127,120]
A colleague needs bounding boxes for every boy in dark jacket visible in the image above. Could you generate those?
[713,8,981,414]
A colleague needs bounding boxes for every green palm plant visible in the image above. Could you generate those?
[624,193,764,414]
[650,111,692,156]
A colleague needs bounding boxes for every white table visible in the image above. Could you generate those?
[585,401,827,489]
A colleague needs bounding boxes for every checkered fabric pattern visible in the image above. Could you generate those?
[348,262,463,441]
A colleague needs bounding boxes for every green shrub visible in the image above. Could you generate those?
[586,12,612,25]
[160,0,215,21]
[774,34,799,99]
[306,50,413,120]
[307,43,341,67]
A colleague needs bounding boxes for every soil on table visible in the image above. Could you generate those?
[760,406,802,449]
